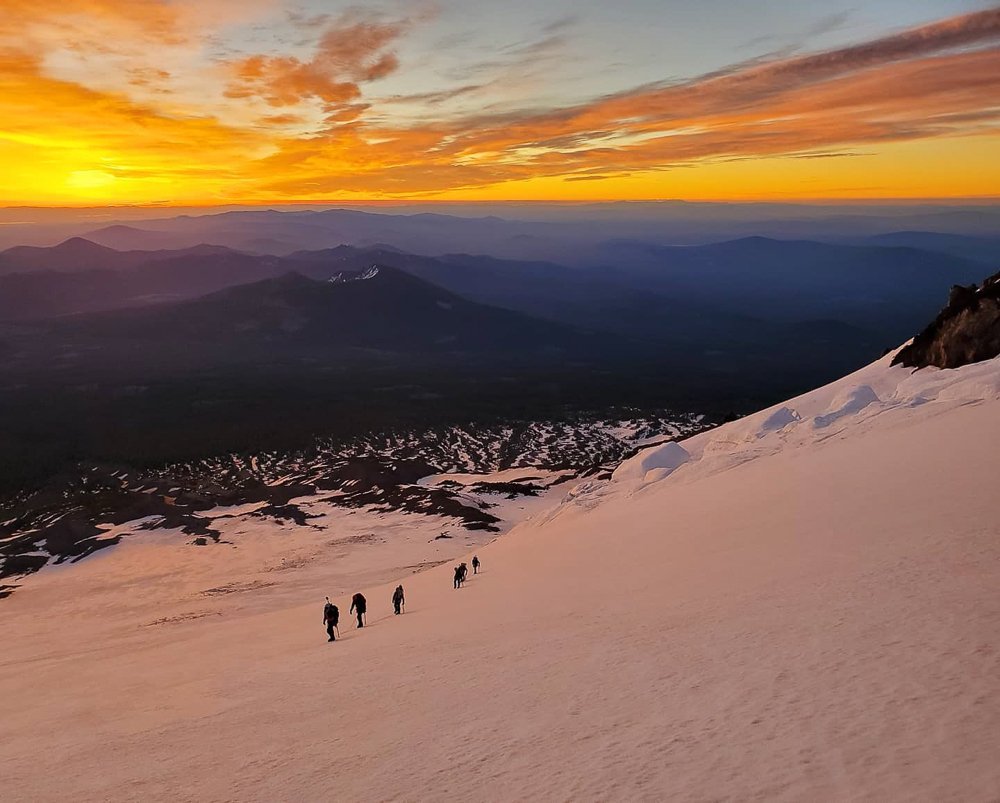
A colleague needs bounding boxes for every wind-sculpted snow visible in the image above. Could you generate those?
[758,405,801,434]
[812,384,880,429]
[0,412,705,592]
[610,441,690,483]
[610,350,1000,490]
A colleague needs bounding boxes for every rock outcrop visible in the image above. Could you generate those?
[893,271,1000,369]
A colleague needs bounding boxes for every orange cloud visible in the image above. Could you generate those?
[1,0,181,30]
[424,9,1000,160]
[251,10,1000,197]
[225,12,406,117]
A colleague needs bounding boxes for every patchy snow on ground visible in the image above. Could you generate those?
[3,412,707,582]
[2,353,999,800]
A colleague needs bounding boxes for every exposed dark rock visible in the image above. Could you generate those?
[312,457,438,494]
[463,521,500,532]
[2,554,48,576]
[893,270,1000,370]
[43,518,106,560]
[338,484,502,531]
[251,503,319,527]
[469,481,543,498]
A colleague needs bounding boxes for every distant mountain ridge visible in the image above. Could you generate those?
[837,232,1000,265]
[69,205,1000,261]
[588,236,986,324]
[0,237,234,275]
[14,265,625,368]
[3,234,982,342]
[3,233,988,381]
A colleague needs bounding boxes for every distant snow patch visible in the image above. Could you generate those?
[329,265,380,283]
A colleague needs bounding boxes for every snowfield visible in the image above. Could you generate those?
[2,413,703,580]
[2,352,999,800]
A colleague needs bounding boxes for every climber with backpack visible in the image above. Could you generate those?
[323,597,339,642]
[350,592,367,628]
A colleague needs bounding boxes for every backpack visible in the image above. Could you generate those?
[325,603,339,624]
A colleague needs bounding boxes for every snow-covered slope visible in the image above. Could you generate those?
[2,353,999,800]
[610,348,1000,490]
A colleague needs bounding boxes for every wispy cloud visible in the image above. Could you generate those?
[253,8,1000,195]
[381,83,488,107]
[741,10,852,53]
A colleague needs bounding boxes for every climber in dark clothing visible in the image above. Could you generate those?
[350,592,367,628]
[453,565,464,589]
[459,562,468,583]
[472,555,480,574]
[323,597,339,642]
[392,585,405,615]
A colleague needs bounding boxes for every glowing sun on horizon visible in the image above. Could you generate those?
[67,170,117,192]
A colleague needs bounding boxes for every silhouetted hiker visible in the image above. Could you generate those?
[323,597,339,642]
[392,585,405,615]
[350,592,367,628]
[454,565,464,589]
[472,556,480,574]
[459,562,468,583]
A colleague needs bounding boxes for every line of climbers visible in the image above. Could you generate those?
[322,554,481,642]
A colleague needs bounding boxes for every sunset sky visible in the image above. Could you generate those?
[2,1,999,205]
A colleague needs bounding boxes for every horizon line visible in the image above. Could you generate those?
[3,196,1000,212]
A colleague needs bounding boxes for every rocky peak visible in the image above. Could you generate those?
[892,270,1000,369]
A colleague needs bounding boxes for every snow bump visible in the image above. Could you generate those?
[812,385,880,429]
[612,441,690,483]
